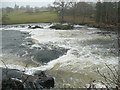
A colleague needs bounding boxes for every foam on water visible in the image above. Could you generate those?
[1,24,118,88]
[22,25,118,73]
[87,27,97,30]
[1,24,118,68]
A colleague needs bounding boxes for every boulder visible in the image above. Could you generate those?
[35,76,54,89]
[2,79,25,90]
[34,71,55,89]
[1,68,55,90]
[50,24,73,30]
[28,25,43,29]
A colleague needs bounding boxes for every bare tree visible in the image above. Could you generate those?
[68,1,77,24]
[53,0,70,23]
[95,64,120,89]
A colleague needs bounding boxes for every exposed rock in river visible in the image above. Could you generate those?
[28,25,43,29]
[50,24,73,30]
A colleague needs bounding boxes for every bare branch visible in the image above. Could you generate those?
[1,60,8,69]
[22,76,29,84]
[1,60,9,78]
[105,63,117,80]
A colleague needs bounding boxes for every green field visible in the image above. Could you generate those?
[3,11,59,24]
[2,11,95,25]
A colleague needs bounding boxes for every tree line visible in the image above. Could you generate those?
[96,1,120,25]
[53,0,95,24]
[53,0,120,25]
[2,1,120,26]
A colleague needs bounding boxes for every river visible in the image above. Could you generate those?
[0,23,118,88]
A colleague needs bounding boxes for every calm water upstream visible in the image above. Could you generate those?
[0,23,118,88]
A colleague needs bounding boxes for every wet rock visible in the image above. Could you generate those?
[1,68,55,90]
[28,25,43,29]
[25,42,33,45]
[95,31,116,36]
[21,32,29,35]
[20,25,25,28]
[34,71,54,89]
[50,24,73,30]
[28,25,32,28]
[35,77,54,89]
[2,79,25,90]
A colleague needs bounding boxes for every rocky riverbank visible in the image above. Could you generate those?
[1,67,54,90]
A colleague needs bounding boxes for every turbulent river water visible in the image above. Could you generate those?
[0,23,118,88]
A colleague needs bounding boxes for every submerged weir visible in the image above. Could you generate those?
[0,23,118,88]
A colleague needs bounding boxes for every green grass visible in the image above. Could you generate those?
[3,11,95,25]
[4,11,59,24]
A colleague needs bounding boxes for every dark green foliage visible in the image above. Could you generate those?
[50,24,73,30]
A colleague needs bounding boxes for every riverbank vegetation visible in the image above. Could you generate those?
[2,1,120,27]
[53,1,120,28]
